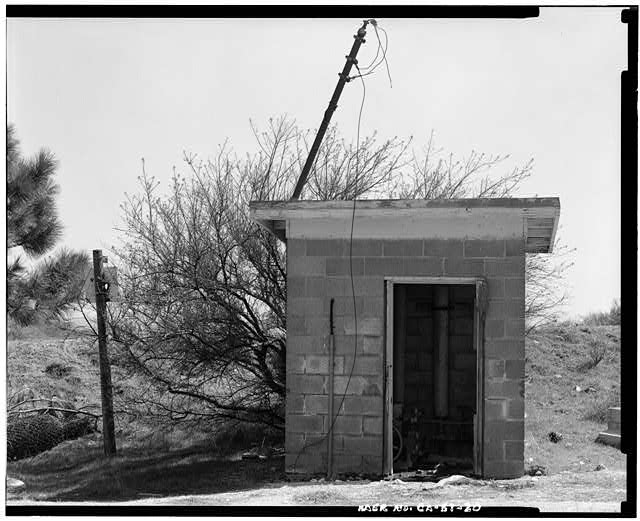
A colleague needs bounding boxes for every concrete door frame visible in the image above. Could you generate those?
[383,276,487,476]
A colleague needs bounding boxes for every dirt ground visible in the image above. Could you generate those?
[105,470,631,512]
[9,468,627,513]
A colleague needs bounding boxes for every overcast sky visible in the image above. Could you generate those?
[7,8,625,318]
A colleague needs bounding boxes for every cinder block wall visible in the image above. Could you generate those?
[285,237,525,478]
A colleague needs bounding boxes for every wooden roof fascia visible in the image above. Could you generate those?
[249,197,560,213]
[249,198,561,253]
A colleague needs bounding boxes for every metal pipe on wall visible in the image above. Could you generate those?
[433,286,449,418]
[327,298,335,479]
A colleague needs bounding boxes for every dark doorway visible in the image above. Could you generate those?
[391,283,477,476]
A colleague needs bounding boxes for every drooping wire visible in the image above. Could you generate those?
[290,64,367,477]
[360,27,382,71]
[350,21,392,88]
[290,20,389,477]
[353,64,367,197]
[334,63,366,450]
[341,63,367,433]
[373,25,393,88]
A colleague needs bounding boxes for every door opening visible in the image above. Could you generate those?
[384,278,486,477]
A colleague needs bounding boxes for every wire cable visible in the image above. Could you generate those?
[341,64,367,443]
[359,22,383,71]
[290,64,367,477]
[375,25,393,88]
[349,23,392,88]
[290,20,390,478]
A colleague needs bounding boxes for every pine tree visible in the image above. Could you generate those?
[7,124,63,256]
[7,125,89,325]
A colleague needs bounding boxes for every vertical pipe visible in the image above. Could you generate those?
[327,298,335,479]
[433,286,449,418]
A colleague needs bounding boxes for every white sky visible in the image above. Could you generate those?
[6,8,625,318]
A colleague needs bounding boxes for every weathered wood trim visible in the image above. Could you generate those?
[250,198,559,253]
[287,214,525,240]
[548,206,560,253]
[523,204,560,253]
[250,197,560,212]
[384,280,394,475]
[385,276,480,285]
[474,279,488,477]
[394,285,406,408]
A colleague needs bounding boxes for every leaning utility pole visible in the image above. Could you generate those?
[290,19,371,200]
[92,249,117,456]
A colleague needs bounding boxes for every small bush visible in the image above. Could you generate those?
[212,421,282,453]
[578,339,608,372]
[582,388,620,423]
[62,416,97,440]
[7,414,65,461]
[583,300,621,326]
[543,323,580,344]
[45,362,72,378]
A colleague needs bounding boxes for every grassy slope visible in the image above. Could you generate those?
[6,322,625,501]
[7,324,284,501]
[6,324,211,446]
[7,324,143,435]
[524,323,624,474]
[7,325,102,411]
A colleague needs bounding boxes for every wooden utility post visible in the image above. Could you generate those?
[93,249,117,456]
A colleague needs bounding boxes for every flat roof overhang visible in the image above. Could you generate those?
[249,197,560,254]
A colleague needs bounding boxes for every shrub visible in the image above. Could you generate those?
[45,362,72,378]
[548,324,580,344]
[103,116,559,430]
[582,388,620,423]
[7,414,65,461]
[583,300,621,326]
[578,339,608,372]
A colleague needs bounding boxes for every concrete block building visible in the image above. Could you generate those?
[250,198,560,479]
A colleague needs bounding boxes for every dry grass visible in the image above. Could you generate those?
[7,319,78,341]
[581,388,620,423]
[6,322,285,502]
[524,323,623,475]
[582,301,621,326]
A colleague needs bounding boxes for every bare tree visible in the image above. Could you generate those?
[525,235,575,334]
[395,130,534,200]
[106,116,566,429]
